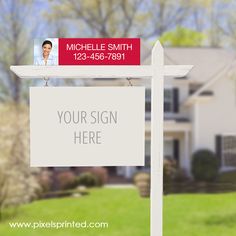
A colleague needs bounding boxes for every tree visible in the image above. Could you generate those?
[160,26,206,46]
[0,163,9,220]
[0,0,35,103]
[217,0,236,47]
[143,0,191,38]
[188,0,232,47]
[0,104,40,219]
[46,0,145,38]
[46,0,192,39]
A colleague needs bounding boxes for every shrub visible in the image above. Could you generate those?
[133,172,150,198]
[218,171,236,184]
[133,172,150,183]
[163,159,177,183]
[191,149,220,182]
[78,172,98,187]
[37,170,53,193]
[56,171,78,190]
[90,167,108,186]
[174,168,189,183]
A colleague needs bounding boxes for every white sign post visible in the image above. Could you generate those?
[11,41,193,236]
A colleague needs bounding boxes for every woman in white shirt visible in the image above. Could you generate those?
[35,40,57,65]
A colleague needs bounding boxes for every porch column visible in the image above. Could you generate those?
[184,131,190,173]
[125,167,133,179]
[117,166,124,176]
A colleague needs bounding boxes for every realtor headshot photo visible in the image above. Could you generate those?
[34,38,58,65]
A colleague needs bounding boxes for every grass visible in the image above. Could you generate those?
[164,192,236,236]
[0,188,150,236]
[1,188,236,236]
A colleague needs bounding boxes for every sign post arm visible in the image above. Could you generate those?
[10,65,193,79]
[151,41,164,236]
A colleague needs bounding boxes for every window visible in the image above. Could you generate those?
[146,88,178,114]
[145,89,151,120]
[145,140,151,168]
[222,135,236,167]
[164,140,173,160]
[164,89,173,113]
[145,89,151,113]
[145,155,151,168]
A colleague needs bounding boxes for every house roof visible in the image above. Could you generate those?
[141,43,236,84]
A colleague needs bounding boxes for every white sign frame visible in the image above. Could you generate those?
[11,41,193,236]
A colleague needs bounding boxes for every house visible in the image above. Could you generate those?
[161,47,236,175]
[48,44,236,181]
[85,45,236,179]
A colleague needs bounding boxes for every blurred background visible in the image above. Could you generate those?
[1,0,236,236]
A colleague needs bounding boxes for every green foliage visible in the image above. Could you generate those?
[78,172,98,187]
[191,149,220,182]
[160,26,206,46]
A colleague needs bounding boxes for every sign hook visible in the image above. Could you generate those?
[44,77,49,87]
[126,77,133,86]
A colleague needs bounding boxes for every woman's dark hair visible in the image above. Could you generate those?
[42,40,52,48]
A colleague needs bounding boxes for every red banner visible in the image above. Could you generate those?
[58,38,140,65]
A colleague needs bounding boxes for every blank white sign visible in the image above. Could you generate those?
[30,87,145,167]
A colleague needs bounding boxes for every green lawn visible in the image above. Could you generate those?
[1,188,236,236]
[0,188,150,236]
[164,192,236,236]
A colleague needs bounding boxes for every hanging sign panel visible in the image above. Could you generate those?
[34,38,140,65]
[30,87,145,167]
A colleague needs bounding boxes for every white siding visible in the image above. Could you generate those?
[194,76,236,152]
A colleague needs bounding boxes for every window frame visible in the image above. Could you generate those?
[222,134,236,169]
[164,88,173,113]
[164,138,174,160]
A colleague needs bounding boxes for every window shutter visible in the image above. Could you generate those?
[173,88,179,113]
[215,135,222,166]
[173,139,179,166]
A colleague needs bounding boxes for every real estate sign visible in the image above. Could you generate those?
[11,39,192,236]
[30,87,145,167]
